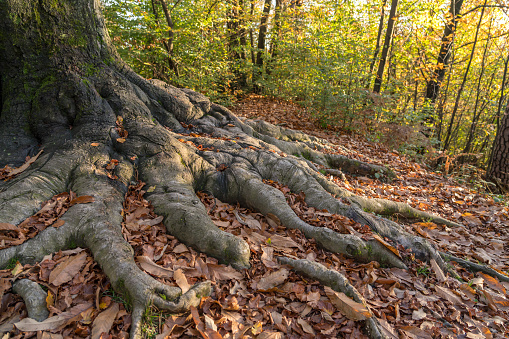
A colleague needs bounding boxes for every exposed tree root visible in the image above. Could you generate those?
[12,279,49,322]
[277,256,386,339]
[441,252,509,283]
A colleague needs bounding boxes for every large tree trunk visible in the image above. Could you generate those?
[0,0,481,338]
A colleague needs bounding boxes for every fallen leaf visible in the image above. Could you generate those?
[8,150,43,177]
[91,143,100,147]
[412,308,427,320]
[478,272,506,295]
[174,269,191,294]
[430,259,447,282]
[11,262,23,276]
[116,138,126,143]
[372,233,401,258]
[69,195,95,206]
[14,303,92,331]
[256,269,288,291]
[0,223,19,232]
[435,285,464,306]
[52,219,65,228]
[46,290,55,308]
[324,286,371,320]
[136,256,173,278]
[297,318,315,335]
[49,252,88,286]
[91,302,119,339]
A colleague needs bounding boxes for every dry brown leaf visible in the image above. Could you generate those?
[435,285,464,306]
[138,215,164,226]
[91,302,119,339]
[174,269,191,294]
[478,272,506,295]
[265,213,281,228]
[411,308,427,320]
[430,259,447,282]
[49,252,87,286]
[399,326,433,339]
[459,283,478,302]
[257,331,283,339]
[256,269,288,291]
[204,314,217,332]
[208,264,243,281]
[69,195,95,206]
[136,255,173,278]
[8,150,43,177]
[52,219,65,228]
[0,223,19,232]
[297,318,315,335]
[324,286,371,320]
[372,233,401,258]
[14,303,92,331]
[40,333,63,339]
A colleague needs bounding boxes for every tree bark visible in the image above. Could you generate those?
[368,0,388,77]
[256,0,272,68]
[487,101,509,189]
[373,0,398,94]
[425,0,464,103]
[158,0,179,78]
[443,0,487,150]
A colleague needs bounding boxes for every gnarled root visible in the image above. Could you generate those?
[277,256,386,339]
[12,279,49,322]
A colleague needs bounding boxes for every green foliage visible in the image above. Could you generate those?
[102,0,509,165]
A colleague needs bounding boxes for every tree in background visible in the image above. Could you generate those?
[373,0,399,93]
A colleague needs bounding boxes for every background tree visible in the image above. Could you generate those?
[373,0,399,93]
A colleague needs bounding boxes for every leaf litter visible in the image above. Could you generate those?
[0,96,508,338]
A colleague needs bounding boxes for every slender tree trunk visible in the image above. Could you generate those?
[373,0,399,94]
[150,0,172,78]
[425,0,465,103]
[267,0,282,75]
[159,0,179,78]
[462,23,492,154]
[249,0,256,65]
[227,0,247,89]
[256,0,272,68]
[443,0,487,150]
[369,0,388,77]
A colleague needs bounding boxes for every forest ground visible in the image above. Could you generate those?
[1,95,508,339]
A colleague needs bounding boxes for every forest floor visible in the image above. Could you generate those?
[1,95,509,339]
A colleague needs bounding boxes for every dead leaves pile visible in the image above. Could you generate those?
[0,192,94,250]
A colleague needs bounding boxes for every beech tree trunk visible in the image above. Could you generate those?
[0,1,477,338]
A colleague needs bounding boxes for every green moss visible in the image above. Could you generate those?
[4,256,20,270]
[112,279,133,311]
[301,150,312,161]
